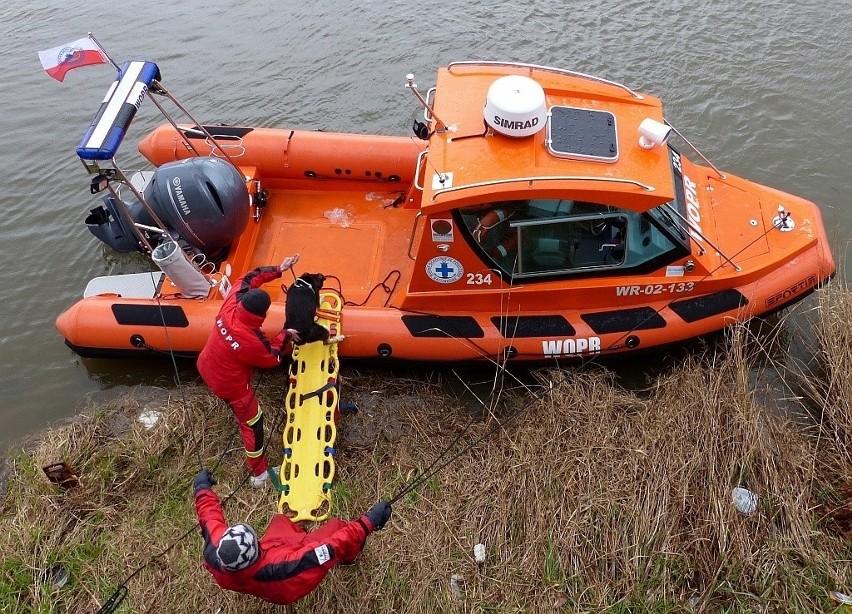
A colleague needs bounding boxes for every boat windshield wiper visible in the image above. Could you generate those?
[649,204,687,242]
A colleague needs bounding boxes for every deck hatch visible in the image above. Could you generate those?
[111,304,190,327]
[581,307,665,334]
[491,315,575,338]
[669,290,748,323]
[546,106,618,162]
[401,315,484,338]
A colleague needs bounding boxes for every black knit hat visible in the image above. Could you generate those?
[241,289,271,316]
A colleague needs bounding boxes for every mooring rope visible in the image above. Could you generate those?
[94,368,292,614]
[151,279,204,470]
[383,214,800,504]
[388,365,543,505]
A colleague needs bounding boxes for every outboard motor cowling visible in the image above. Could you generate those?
[84,157,250,256]
[142,157,250,253]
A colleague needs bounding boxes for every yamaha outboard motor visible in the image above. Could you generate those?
[85,157,250,256]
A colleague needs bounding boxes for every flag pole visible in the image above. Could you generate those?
[87,32,120,71]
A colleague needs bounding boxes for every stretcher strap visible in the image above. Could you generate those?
[299,379,337,404]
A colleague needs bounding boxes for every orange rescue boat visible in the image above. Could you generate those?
[56,60,835,364]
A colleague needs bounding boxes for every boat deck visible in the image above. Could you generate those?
[241,185,419,307]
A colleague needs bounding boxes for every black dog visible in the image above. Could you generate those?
[283,273,343,345]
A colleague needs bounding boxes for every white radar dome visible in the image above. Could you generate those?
[484,75,547,138]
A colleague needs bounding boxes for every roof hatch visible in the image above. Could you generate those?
[546,106,619,163]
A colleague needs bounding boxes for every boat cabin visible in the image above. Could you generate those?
[408,62,692,288]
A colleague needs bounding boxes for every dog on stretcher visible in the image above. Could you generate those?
[283,273,344,345]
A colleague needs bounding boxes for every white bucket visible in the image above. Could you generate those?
[151,241,211,298]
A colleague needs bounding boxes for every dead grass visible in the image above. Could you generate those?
[1,284,851,613]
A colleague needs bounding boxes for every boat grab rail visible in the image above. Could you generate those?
[447,61,644,100]
[414,149,429,192]
[425,87,437,123]
[407,211,423,261]
[665,122,725,180]
[431,175,655,202]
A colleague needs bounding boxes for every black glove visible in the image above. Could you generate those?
[193,468,216,492]
[364,500,392,531]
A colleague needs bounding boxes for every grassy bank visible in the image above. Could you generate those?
[1,284,851,613]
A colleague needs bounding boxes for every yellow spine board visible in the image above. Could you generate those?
[278,290,342,522]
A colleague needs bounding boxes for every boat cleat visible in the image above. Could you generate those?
[772,205,795,231]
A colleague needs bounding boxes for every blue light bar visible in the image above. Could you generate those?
[76,60,161,161]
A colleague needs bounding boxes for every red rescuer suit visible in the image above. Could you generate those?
[194,486,375,605]
[197,265,292,477]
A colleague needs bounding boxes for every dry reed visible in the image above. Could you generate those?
[1,283,850,613]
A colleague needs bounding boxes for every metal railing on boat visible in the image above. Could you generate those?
[430,175,656,201]
[447,61,644,100]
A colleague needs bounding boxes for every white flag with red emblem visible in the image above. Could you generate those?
[38,37,108,82]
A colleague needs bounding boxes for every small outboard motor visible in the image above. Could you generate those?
[85,195,148,252]
[85,157,250,256]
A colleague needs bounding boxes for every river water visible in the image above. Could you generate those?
[0,0,849,448]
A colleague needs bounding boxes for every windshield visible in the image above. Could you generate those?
[458,198,686,278]
[655,146,692,246]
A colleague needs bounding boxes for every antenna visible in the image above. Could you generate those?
[405,73,447,132]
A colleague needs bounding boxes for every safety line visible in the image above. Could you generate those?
[94,267,294,612]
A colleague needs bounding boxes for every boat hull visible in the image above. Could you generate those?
[56,253,831,364]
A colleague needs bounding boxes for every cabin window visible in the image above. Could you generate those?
[515,214,627,274]
[459,198,682,278]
